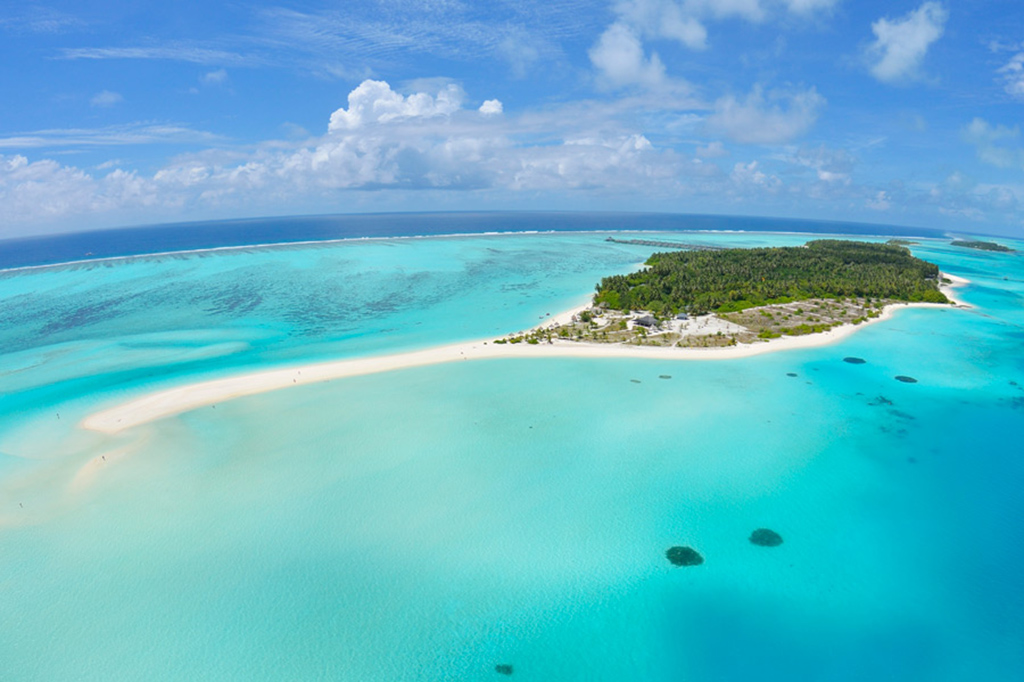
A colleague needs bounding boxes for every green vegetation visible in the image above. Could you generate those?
[886,238,918,246]
[594,240,948,315]
[951,240,1014,253]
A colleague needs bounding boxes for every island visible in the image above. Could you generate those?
[951,240,1015,253]
[80,240,969,436]
[496,240,955,349]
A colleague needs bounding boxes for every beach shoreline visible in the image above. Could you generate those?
[80,273,969,435]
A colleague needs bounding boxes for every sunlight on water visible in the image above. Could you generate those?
[1,228,1023,680]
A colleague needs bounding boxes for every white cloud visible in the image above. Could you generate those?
[782,0,839,15]
[613,0,709,50]
[865,2,947,84]
[479,99,503,116]
[0,154,158,228]
[998,52,1024,100]
[8,77,1018,238]
[201,69,228,85]
[496,29,544,78]
[789,145,854,183]
[730,160,782,190]
[707,85,825,144]
[866,190,891,211]
[589,22,668,89]
[60,45,257,67]
[962,117,1024,168]
[0,7,84,34]
[0,123,221,149]
[925,172,1023,221]
[609,0,839,52]
[696,141,728,158]
[1,79,706,235]
[90,90,123,108]
[328,80,464,131]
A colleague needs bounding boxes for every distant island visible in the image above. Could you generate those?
[951,240,1014,253]
[498,240,955,349]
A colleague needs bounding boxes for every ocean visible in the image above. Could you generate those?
[1,214,1022,680]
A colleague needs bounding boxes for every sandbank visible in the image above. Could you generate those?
[80,273,969,435]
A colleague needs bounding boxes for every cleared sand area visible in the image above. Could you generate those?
[81,274,969,435]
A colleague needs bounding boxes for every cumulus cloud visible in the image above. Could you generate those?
[0,154,157,228]
[90,90,123,108]
[998,52,1024,100]
[707,85,825,144]
[589,22,668,89]
[590,1,841,90]
[10,77,1014,238]
[328,80,464,131]
[962,117,1024,168]
[609,0,839,52]
[1,78,721,236]
[865,2,947,84]
[730,160,782,191]
[479,99,503,116]
[613,0,709,50]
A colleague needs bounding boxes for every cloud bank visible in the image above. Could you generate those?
[1,77,1018,238]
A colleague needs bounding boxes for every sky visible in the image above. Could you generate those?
[1,0,1024,238]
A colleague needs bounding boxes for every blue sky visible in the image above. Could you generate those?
[1,0,1023,237]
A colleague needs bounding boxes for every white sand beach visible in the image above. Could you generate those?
[81,273,969,435]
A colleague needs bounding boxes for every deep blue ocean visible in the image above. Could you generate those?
[0,213,1021,681]
[0,211,945,270]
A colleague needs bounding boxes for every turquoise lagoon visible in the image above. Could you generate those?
[1,227,1023,680]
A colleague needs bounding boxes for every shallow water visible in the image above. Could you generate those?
[1,229,1023,680]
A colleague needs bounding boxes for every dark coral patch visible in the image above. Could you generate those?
[495,664,514,675]
[659,375,672,379]
[630,379,642,384]
[895,375,918,383]
[786,372,798,377]
[749,528,784,547]
[843,357,867,364]
[666,546,704,566]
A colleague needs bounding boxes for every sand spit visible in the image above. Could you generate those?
[81,274,969,435]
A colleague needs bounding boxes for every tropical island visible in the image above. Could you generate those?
[81,239,968,435]
[497,240,956,348]
[951,239,1015,253]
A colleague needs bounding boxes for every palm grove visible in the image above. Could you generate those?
[594,240,948,316]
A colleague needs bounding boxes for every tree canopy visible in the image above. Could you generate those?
[951,240,1014,253]
[595,240,948,314]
